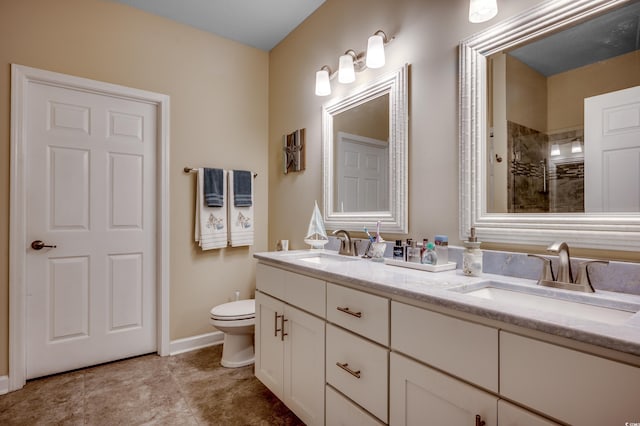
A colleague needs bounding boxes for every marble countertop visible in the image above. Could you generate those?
[254,250,640,357]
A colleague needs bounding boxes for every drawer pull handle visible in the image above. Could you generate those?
[336,362,361,379]
[336,306,362,318]
[475,415,485,426]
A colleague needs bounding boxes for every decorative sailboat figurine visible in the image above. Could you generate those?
[304,201,329,249]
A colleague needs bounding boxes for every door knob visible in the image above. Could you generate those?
[31,240,57,250]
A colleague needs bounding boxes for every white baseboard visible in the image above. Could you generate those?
[0,376,8,395]
[169,331,224,356]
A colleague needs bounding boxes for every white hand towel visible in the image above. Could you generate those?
[195,168,228,250]
[228,170,254,247]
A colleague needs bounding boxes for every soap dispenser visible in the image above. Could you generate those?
[462,227,482,276]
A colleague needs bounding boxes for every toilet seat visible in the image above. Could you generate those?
[210,299,255,321]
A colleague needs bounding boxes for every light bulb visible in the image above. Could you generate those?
[571,141,582,153]
[338,54,355,84]
[366,34,385,69]
[469,0,498,23]
[315,69,331,96]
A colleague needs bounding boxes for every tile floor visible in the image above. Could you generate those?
[0,345,304,425]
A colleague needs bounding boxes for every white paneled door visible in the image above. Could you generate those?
[25,81,157,379]
[585,86,640,212]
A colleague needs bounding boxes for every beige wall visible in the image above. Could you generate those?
[547,50,640,132]
[0,0,268,375]
[268,0,545,249]
[507,55,548,132]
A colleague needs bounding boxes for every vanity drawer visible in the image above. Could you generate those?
[391,301,498,392]
[326,385,384,426]
[283,269,325,318]
[326,324,389,423]
[500,331,640,426]
[256,264,326,318]
[327,283,389,345]
[256,263,285,299]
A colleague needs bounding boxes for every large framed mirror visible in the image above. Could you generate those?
[322,64,408,232]
[460,0,640,250]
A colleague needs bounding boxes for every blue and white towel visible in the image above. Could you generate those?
[228,170,254,247]
[195,168,227,250]
[204,168,224,207]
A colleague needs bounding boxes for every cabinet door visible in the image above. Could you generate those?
[390,352,497,426]
[255,291,284,399]
[283,305,325,426]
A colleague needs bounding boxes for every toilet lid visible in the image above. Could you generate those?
[210,299,255,320]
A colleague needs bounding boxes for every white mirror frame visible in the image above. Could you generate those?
[459,0,640,251]
[323,64,408,233]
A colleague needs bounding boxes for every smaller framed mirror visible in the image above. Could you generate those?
[322,64,408,233]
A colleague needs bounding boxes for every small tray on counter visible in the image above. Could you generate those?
[383,258,457,272]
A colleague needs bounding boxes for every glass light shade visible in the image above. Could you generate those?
[469,0,498,23]
[315,69,331,96]
[366,35,385,69]
[571,140,582,153]
[338,54,356,84]
[550,144,560,156]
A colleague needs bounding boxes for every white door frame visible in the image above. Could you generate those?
[9,64,171,391]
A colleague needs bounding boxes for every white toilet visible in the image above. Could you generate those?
[209,299,256,368]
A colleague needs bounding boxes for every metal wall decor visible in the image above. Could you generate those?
[283,128,305,174]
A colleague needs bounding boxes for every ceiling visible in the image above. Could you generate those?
[509,0,640,76]
[107,0,326,51]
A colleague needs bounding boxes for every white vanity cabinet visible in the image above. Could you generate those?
[255,259,640,426]
[255,265,326,426]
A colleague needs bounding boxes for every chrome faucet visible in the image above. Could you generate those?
[528,241,607,293]
[547,241,573,284]
[333,229,358,256]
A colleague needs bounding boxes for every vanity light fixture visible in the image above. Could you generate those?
[366,30,388,69]
[469,0,498,23]
[571,139,583,153]
[550,143,561,156]
[314,30,394,96]
[338,50,357,83]
[315,66,332,96]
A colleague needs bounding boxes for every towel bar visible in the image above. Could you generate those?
[184,167,257,178]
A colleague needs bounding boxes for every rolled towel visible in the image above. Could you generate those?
[204,168,224,207]
[233,170,253,207]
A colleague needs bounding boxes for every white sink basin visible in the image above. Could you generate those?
[451,281,639,325]
[284,251,360,264]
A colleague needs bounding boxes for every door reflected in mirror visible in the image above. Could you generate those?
[333,93,389,212]
[487,0,640,214]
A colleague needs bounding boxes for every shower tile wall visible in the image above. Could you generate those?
[548,128,585,213]
[507,121,549,213]
[507,122,585,213]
